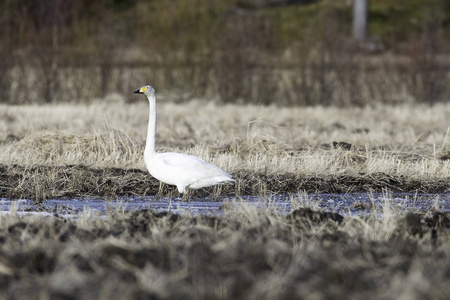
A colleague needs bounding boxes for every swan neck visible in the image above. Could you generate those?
[145,93,157,156]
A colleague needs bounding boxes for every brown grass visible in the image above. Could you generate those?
[1,101,450,199]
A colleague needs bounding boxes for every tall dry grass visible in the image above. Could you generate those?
[1,100,450,185]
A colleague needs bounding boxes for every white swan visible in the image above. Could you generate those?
[134,85,234,200]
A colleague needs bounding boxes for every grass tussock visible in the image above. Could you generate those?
[0,202,449,299]
[1,101,450,200]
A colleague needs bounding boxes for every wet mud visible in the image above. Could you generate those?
[1,164,449,202]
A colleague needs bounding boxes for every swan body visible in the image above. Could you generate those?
[134,85,234,196]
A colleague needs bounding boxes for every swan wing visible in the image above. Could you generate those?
[146,152,233,191]
[160,152,231,178]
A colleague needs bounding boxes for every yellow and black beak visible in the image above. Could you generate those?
[134,86,147,94]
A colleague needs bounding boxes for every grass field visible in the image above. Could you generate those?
[1,99,450,298]
[1,100,450,200]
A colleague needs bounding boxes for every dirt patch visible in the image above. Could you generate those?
[1,164,449,201]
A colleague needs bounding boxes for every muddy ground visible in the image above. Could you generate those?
[0,208,449,299]
[1,164,449,202]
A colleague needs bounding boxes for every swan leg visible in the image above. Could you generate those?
[181,191,190,202]
[157,181,164,199]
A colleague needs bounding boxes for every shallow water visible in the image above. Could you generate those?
[1,192,450,217]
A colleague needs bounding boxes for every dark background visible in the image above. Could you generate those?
[1,0,449,106]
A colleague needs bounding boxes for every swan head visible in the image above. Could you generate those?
[134,85,155,97]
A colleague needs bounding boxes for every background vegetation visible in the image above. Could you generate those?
[1,0,450,105]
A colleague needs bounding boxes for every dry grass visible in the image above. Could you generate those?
[1,100,450,200]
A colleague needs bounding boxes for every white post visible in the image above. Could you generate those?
[353,0,369,41]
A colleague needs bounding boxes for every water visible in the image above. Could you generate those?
[1,192,450,217]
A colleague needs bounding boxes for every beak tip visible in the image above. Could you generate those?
[133,90,141,94]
